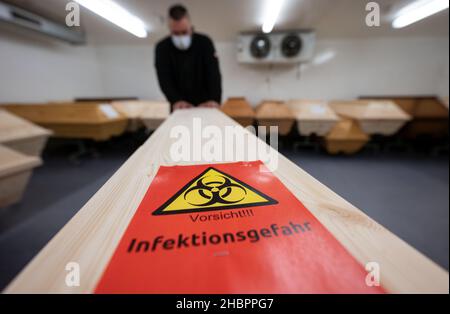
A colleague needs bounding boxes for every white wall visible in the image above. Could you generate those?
[1,32,448,105]
[95,36,450,105]
[218,37,450,104]
[0,30,104,103]
[436,38,449,100]
[95,45,163,101]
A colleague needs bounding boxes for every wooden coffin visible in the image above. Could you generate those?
[2,102,128,141]
[0,109,52,156]
[324,118,370,155]
[359,96,449,138]
[255,101,295,135]
[287,100,340,136]
[139,101,171,131]
[221,97,255,127]
[440,97,449,110]
[0,145,42,208]
[401,97,449,138]
[329,100,411,136]
[112,101,147,132]
[113,100,170,132]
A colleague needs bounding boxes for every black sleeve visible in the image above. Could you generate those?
[203,37,222,104]
[155,43,182,105]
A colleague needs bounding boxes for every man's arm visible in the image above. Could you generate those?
[155,43,182,105]
[203,37,222,104]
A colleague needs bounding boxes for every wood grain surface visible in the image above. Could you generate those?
[4,108,448,293]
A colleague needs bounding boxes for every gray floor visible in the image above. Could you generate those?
[0,136,448,290]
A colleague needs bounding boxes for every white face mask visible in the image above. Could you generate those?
[171,34,192,50]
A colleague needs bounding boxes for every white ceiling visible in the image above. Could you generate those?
[3,0,449,45]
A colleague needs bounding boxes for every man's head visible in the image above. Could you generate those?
[168,4,192,36]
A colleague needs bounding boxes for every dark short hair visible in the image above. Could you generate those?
[169,4,188,21]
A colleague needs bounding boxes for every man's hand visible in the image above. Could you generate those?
[172,101,193,111]
[198,101,220,109]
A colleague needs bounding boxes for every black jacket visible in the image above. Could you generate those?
[155,33,222,107]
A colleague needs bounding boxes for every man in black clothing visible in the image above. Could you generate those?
[155,4,222,111]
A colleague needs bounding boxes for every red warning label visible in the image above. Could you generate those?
[95,161,385,293]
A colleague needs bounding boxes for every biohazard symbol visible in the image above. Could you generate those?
[152,167,277,215]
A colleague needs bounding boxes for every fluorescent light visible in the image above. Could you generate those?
[262,0,285,33]
[74,0,147,38]
[392,0,449,29]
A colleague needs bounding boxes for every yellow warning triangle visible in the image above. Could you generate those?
[153,167,277,215]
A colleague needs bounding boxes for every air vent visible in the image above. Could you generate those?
[281,34,302,58]
[237,30,315,64]
[0,2,85,45]
[250,35,271,59]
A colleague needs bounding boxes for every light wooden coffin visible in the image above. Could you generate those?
[403,97,449,138]
[329,100,411,136]
[405,97,449,138]
[324,118,370,155]
[287,100,340,136]
[112,100,170,132]
[413,97,449,118]
[0,145,42,208]
[0,109,52,156]
[112,101,147,132]
[440,97,449,110]
[360,96,449,138]
[255,101,295,135]
[2,102,128,141]
[139,101,171,131]
[221,97,255,127]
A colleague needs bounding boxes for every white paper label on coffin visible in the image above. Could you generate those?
[100,104,120,119]
[310,105,327,115]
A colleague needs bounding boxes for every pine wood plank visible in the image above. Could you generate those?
[4,109,448,293]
